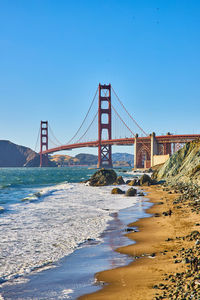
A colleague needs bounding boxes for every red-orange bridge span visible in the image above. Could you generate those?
[41,135,200,154]
[41,134,200,168]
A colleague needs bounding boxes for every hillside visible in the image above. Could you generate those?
[50,154,79,166]
[112,153,134,166]
[0,140,55,167]
[50,152,134,167]
[153,140,200,185]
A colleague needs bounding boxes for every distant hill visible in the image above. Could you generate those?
[75,153,98,165]
[50,152,134,167]
[112,153,134,166]
[0,140,55,167]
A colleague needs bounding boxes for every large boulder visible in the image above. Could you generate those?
[89,169,117,186]
[111,188,125,194]
[125,188,137,196]
[113,176,125,185]
[139,174,152,186]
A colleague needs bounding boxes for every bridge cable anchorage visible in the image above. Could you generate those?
[34,126,40,153]
[66,87,98,145]
[76,112,98,143]
[48,124,63,146]
[111,87,148,136]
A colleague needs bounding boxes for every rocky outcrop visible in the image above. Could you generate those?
[153,140,200,185]
[89,169,117,186]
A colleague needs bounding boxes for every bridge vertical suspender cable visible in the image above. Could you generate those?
[111,87,148,136]
[111,104,137,138]
[76,112,98,143]
[48,124,64,146]
[66,87,98,145]
[34,127,40,152]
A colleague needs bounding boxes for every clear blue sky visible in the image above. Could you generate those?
[0,0,200,155]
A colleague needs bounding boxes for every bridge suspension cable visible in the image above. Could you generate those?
[112,102,152,155]
[48,124,63,146]
[111,104,136,138]
[48,136,61,147]
[76,112,98,143]
[66,87,98,145]
[34,126,40,152]
[111,87,148,136]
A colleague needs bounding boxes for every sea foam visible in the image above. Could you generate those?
[0,182,138,283]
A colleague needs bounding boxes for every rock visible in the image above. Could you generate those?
[89,169,117,186]
[125,188,137,196]
[150,253,156,257]
[127,179,138,186]
[183,258,190,264]
[111,188,125,194]
[139,174,152,186]
[162,211,169,216]
[114,176,125,185]
[138,192,145,196]
[126,180,131,184]
[154,213,160,217]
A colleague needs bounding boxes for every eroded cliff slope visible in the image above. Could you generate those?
[153,140,200,185]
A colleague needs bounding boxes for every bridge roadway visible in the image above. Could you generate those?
[41,134,200,155]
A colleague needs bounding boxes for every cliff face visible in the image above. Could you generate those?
[153,140,200,185]
[0,140,55,167]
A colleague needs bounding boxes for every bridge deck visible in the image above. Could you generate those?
[40,134,200,155]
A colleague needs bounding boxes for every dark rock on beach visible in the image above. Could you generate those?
[113,176,125,185]
[139,174,152,186]
[127,179,138,186]
[125,188,137,196]
[89,168,117,186]
[111,188,125,194]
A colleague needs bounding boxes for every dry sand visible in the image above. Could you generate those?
[79,185,200,300]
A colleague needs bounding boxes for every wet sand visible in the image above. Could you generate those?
[80,184,199,300]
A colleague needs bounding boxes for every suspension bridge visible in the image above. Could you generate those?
[36,84,200,168]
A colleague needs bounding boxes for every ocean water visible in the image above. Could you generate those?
[0,167,140,288]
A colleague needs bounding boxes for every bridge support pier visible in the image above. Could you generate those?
[164,143,171,155]
[97,84,112,168]
[151,132,158,167]
[134,134,138,169]
[40,121,49,167]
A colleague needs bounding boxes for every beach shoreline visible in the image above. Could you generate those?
[0,190,151,300]
[80,184,200,300]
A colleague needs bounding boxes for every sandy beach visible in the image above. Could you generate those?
[80,184,200,300]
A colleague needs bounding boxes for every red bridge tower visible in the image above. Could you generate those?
[40,121,48,167]
[98,84,112,168]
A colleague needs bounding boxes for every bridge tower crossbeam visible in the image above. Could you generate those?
[97,83,112,168]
